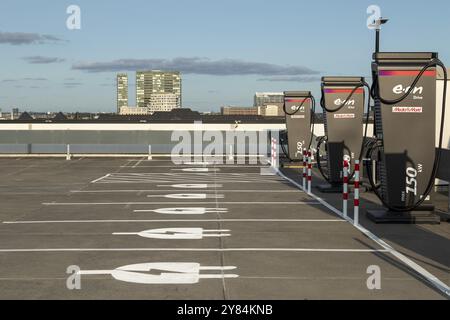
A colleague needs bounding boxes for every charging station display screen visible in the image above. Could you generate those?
[284,92,312,161]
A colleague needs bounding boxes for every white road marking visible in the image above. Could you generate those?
[182,161,211,166]
[90,174,111,184]
[70,189,299,193]
[157,184,223,189]
[173,168,217,172]
[132,158,145,168]
[42,201,319,206]
[120,165,269,168]
[88,172,287,184]
[3,219,344,224]
[96,180,285,184]
[113,228,231,239]
[135,207,228,214]
[146,193,224,199]
[276,169,450,297]
[0,248,389,253]
[78,263,238,284]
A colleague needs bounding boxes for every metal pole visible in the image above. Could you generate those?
[148,145,152,160]
[66,144,71,161]
[375,28,380,53]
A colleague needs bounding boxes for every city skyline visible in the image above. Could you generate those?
[0,0,450,113]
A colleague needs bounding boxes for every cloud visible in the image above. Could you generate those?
[0,31,64,45]
[1,77,48,83]
[22,56,65,64]
[72,57,319,76]
[64,82,83,88]
[257,76,322,82]
[22,77,48,81]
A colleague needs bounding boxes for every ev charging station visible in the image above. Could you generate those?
[317,77,366,193]
[282,91,314,161]
[367,53,442,223]
[365,18,447,223]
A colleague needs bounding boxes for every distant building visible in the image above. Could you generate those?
[18,112,34,121]
[221,106,259,116]
[136,71,181,112]
[117,74,128,113]
[119,106,149,115]
[259,104,284,117]
[148,93,179,113]
[254,92,284,108]
[12,108,20,120]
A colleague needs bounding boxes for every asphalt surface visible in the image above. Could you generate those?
[0,157,448,299]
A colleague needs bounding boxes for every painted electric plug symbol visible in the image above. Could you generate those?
[157,184,223,189]
[113,228,231,239]
[172,168,219,172]
[77,263,238,284]
[147,193,224,199]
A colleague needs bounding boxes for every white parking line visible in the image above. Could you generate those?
[90,174,111,184]
[0,248,389,253]
[41,201,320,206]
[120,165,270,168]
[132,158,145,168]
[2,219,344,224]
[70,190,301,193]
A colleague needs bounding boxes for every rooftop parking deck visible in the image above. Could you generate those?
[0,157,448,299]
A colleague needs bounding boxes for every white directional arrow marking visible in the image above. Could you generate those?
[113,228,231,239]
[183,161,211,165]
[78,262,238,284]
[135,207,228,215]
[147,193,224,199]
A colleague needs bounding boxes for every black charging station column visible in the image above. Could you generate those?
[317,77,365,193]
[367,52,440,223]
[283,91,312,161]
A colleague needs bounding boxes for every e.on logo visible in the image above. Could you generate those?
[392,84,423,95]
[291,105,305,112]
[334,99,355,106]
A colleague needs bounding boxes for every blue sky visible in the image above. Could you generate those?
[0,0,449,113]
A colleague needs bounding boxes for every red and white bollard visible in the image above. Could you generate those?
[353,160,360,226]
[302,150,307,190]
[307,150,312,194]
[343,160,349,218]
